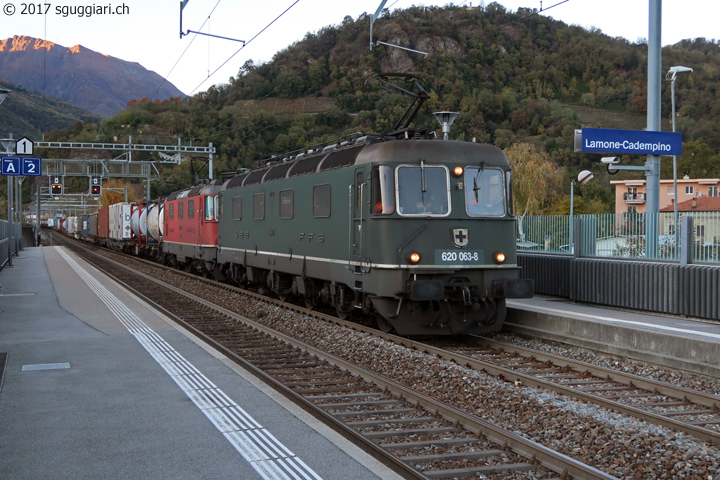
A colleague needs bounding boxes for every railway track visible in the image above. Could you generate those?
[433,337,720,446]
[54,236,615,480]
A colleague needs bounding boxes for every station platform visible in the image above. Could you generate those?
[507,296,720,378]
[0,247,400,480]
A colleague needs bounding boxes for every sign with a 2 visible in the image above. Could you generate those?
[1,156,42,176]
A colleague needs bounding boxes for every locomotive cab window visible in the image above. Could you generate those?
[280,189,294,219]
[232,196,242,221]
[313,184,331,218]
[188,200,194,219]
[396,164,449,216]
[372,165,395,215]
[253,193,265,220]
[204,195,216,221]
[465,167,506,216]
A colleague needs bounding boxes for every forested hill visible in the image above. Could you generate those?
[46,3,720,203]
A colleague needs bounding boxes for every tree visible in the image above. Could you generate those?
[505,143,565,216]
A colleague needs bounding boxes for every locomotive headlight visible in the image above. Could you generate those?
[409,252,421,264]
[452,166,464,177]
[493,251,506,264]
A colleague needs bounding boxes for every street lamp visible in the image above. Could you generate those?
[570,170,593,253]
[666,65,693,248]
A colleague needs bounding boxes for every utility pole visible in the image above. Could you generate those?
[645,0,662,258]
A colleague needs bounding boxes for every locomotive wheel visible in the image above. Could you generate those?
[304,296,315,310]
[278,293,289,302]
[336,306,350,320]
[374,312,395,333]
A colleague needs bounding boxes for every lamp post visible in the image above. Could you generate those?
[569,170,593,253]
[666,65,693,249]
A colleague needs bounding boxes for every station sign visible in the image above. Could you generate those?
[1,156,42,176]
[574,128,683,156]
[15,136,34,156]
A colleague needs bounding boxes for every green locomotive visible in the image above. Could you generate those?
[215,133,533,335]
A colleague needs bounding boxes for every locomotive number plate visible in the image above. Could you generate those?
[435,250,483,264]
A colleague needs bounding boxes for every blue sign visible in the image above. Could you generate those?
[1,156,20,176]
[1,156,42,176]
[579,128,683,156]
[21,157,42,176]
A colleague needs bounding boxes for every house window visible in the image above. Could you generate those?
[313,184,331,218]
[280,189,294,219]
[232,196,242,221]
[708,186,718,197]
[685,186,694,195]
[253,193,265,220]
[188,199,194,218]
[627,205,638,214]
[697,225,705,238]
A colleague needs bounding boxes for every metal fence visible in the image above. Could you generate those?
[517,212,720,265]
[0,219,24,268]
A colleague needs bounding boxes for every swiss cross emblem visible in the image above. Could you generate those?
[452,228,469,248]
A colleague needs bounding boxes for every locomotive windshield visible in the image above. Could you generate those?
[465,167,506,216]
[396,165,450,216]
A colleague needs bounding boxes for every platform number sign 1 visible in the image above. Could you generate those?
[15,137,34,156]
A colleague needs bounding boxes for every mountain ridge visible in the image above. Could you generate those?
[0,35,184,117]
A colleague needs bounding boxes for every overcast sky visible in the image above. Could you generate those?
[4,0,718,96]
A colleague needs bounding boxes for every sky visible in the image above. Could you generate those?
[2,0,718,97]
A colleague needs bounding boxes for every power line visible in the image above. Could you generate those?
[184,0,300,98]
[200,0,574,146]
[152,0,223,99]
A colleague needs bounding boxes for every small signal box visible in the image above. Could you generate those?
[51,184,63,195]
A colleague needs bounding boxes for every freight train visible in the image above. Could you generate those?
[60,133,533,335]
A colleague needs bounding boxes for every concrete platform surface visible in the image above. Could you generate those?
[0,247,400,480]
[508,296,720,378]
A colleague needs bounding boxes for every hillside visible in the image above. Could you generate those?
[40,4,720,207]
[0,76,100,141]
[0,36,184,117]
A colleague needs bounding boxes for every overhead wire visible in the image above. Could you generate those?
[217,0,568,144]
[151,0,223,99]
[184,0,300,99]
[155,0,572,156]
[189,10,375,143]
[194,0,431,144]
